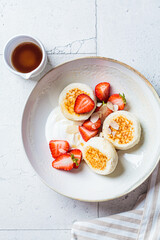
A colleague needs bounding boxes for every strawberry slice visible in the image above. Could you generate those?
[83,118,101,131]
[108,93,126,110]
[69,149,82,168]
[49,140,69,158]
[79,126,98,142]
[74,94,95,114]
[95,82,110,102]
[52,154,74,171]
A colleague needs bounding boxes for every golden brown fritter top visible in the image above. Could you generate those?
[85,146,108,170]
[109,116,134,144]
[64,88,88,114]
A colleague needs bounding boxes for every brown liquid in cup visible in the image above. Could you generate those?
[11,42,42,73]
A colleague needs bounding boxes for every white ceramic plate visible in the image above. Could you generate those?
[22,57,160,202]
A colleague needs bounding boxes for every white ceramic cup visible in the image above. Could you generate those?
[3,35,47,79]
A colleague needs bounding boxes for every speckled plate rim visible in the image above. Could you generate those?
[21,56,160,202]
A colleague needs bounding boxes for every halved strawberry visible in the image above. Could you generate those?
[83,118,101,131]
[69,149,82,168]
[79,126,98,142]
[49,140,70,159]
[95,82,110,102]
[74,94,95,114]
[52,154,74,171]
[108,93,126,110]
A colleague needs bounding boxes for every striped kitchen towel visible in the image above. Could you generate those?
[71,162,160,240]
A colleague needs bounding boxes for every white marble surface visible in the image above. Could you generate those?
[0,0,159,239]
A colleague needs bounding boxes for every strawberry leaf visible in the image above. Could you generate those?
[71,154,79,166]
[119,93,126,104]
